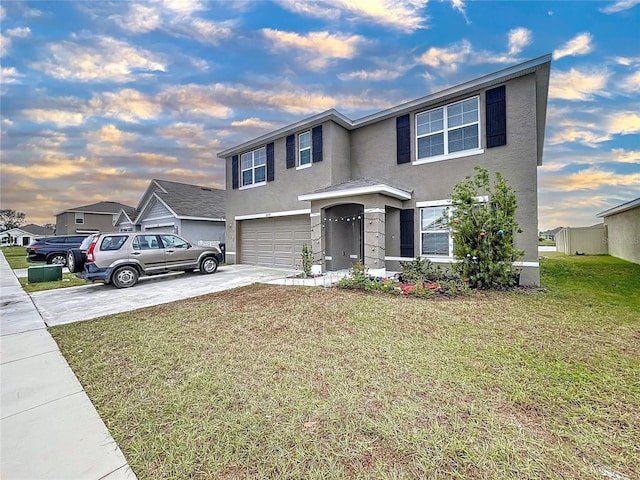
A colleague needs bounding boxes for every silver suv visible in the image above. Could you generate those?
[69,232,223,288]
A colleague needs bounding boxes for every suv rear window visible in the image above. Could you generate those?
[79,235,95,250]
[100,236,128,251]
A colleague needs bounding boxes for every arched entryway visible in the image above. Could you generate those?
[323,203,364,270]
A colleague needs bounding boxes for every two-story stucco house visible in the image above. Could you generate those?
[55,201,136,235]
[218,55,551,286]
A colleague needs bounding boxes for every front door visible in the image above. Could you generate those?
[324,204,364,271]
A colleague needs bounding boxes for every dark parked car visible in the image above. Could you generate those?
[68,232,223,288]
[26,235,89,266]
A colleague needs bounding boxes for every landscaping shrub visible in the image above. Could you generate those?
[301,243,313,277]
[336,260,468,297]
[398,257,458,284]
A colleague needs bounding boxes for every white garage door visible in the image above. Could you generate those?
[143,226,175,233]
[239,215,311,268]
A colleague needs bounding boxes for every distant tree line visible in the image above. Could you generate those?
[1,209,26,231]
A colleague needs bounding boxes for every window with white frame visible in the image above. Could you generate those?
[420,205,451,256]
[241,146,266,187]
[416,96,480,162]
[298,130,311,166]
[75,213,84,225]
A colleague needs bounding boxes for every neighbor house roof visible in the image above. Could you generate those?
[138,179,225,222]
[218,54,552,166]
[0,224,54,236]
[114,208,139,225]
[56,201,136,216]
[20,224,55,236]
[596,197,640,218]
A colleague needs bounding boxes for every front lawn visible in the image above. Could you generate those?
[19,273,90,293]
[2,246,29,269]
[50,255,640,479]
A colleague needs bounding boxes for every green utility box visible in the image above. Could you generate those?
[27,265,63,283]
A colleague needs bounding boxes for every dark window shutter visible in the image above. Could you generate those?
[396,114,410,164]
[232,155,239,189]
[400,209,415,257]
[286,135,295,168]
[312,125,323,162]
[486,85,506,148]
[266,142,274,182]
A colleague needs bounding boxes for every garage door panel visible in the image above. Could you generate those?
[239,216,310,268]
[274,231,294,241]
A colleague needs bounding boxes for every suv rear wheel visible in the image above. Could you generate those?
[112,266,139,288]
[67,249,84,273]
[200,257,218,274]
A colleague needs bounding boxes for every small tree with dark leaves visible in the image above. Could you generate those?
[445,167,523,289]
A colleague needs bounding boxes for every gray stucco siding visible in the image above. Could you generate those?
[605,207,640,265]
[325,121,352,184]
[55,212,119,235]
[226,120,339,217]
[348,75,540,284]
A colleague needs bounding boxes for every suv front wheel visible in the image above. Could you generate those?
[48,253,67,266]
[200,257,218,274]
[112,266,139,288]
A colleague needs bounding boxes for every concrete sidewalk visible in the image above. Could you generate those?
[0,252,137,479]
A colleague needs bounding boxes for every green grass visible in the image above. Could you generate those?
[50,255,640,479]
[19,273,90,293]
[2,246,29,269]
[537,239,556,246]
[2,245,89,292]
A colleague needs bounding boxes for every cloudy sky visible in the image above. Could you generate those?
[1,0,638,230]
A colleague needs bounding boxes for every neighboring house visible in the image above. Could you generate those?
[597,197,640,265]
[555,224,607,256]
[218,55,551,286]
[115,179,226,245]
[539,227,562,241]
[0,224,54,246]
[113,207,139,232]
[56,202,136,235]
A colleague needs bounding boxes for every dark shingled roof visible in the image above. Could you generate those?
[17,224,54,236]
[63,201,136,215]
[153,179,225,219]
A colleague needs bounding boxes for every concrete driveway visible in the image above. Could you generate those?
[32,264,295,326]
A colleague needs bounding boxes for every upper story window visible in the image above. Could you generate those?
[298,131,311,167]
[286,125,322,170]
[241,147,266,187]
[415,96,481,164]
[75,213,84,225]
